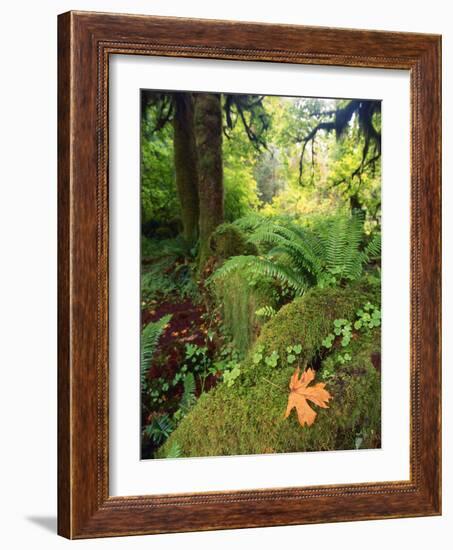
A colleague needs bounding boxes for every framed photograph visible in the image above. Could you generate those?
[58,11,441,538]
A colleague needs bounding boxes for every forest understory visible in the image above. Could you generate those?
[140,91,382,459]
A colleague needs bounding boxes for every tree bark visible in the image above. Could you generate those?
[173,93,200,244]
[193,93,224,267]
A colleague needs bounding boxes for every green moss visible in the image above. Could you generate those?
[209,223,268,356]
[209,223,257,259]
[240,279,380,381]
[218,272,257,357]
[158,280,381,458]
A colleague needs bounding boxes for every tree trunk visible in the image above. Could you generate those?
[173,93,199,244]
[193,93,224,267]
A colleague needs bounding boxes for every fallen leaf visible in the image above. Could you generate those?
[284,368,332,427]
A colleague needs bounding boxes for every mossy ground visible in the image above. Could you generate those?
[158,280,381,458]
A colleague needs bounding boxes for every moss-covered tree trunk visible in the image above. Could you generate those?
[173,93,200,244]
[194,93,224,267]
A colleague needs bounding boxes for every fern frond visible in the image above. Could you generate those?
[140,314,172,386]
[214,213,378,299]
[314,213,367,281]
[212,255,307,295]
[249,226,322,279]
[179,372,196,414]
[255,305,276,319]
[165,441,182,458]
[363,232,381,260]
[143,413,174,445]
[233,213,269,233]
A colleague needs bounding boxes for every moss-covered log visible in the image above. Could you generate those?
[173,93,200,245]
[208,223,257,260]
[159,281,381,457]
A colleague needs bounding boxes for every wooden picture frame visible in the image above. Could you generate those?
[58,10,441,539]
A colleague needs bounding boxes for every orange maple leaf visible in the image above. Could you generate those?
[284,367,332,427]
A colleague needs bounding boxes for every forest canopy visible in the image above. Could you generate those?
[141,92,381,242]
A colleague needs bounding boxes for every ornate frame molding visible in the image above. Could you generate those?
[58,11,441,538]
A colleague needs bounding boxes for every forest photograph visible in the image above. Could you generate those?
[140,89,382,460]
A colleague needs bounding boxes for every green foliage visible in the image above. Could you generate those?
[158,281,381,458]
[255,305,276,319]
[321,333,335,349]
[254,147,286,203]
[140,93,383,460]
[333,319,353,347]
[224,170,261,222]
[141,314,172,388]
[142,235,194,261]
[252,344,264,365]
[322,319,352,349]
[212,272,260,357]
[141,271,178,303]
[314,213,380,285]
[173,372,197,422]
[212,213,381,298]
[337,352,352,365]
[285,344,303,365]
[326,121,382,220]
[182,372,196,409]
[212,253,308,296]
[212,345,242,387]
[212,262,286,358]
[177,343,218,394]
[165,441,182,458]
[244,280,379,376]
[354,302,381,330]
[141,108,179,225]
[141,237,198,304]
[222,363,241,387]
[209,223,257,260]
[363,233,381,261]
[264,350,280,368]
[141,95,382,252]
[321,302,381,375]
[222,112,262,221]
[143,413,174,445]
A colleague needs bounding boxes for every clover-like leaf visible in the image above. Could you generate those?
[265,351,279,368]
[253,353,263,365]
[293,344,302,354]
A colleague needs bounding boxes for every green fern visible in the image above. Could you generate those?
[233,213,268,232]
[140,314,172,387]
[211,254,308,295]
[143,413,174,445]
[363,232,381,262]
[212,213,378,293]
[314,213,382,284]
[255,305,277,319]
[165,441,182,458]
[248,222,322,281]
[180,372,196,414]
[315,213,365,282]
